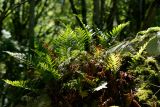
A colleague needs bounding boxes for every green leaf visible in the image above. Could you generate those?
[3,79,33,91]
[4,51,26,62]
[107,21,129,38]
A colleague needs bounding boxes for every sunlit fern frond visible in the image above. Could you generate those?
[51,26,91,59]
[3,79,36,91]
[4,51,26,62]
[75,27,92,52]
[99,22,129,48]
[52,26,77,53]
[106,53,122,74]
[107,21,129,38]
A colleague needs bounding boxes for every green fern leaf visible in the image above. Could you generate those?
[4,51,26,62]
[107,21,129,38]
[106,53,122,74]
[99,22,129,48]
[3,79,34,91]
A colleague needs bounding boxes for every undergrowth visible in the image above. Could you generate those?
[3,23,160,107]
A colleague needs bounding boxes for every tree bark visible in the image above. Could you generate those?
[100,0,105,29]
[81,0,87,25]
[141,0,159,30]
[106,0,117,30]
[0,1,7,37]
[93,0,100,28]
[29,0,35,60]
[0,20,2,37]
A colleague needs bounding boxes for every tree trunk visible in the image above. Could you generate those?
[0,21,2,37]
[141,0,159,30]
[29,0,35,60]
[93,0,100,28]
[81,0,87,25]
[0,1,7,37]
[106,0,117,30]
[100,0,105,30]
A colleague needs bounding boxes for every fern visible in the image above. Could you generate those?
[34,50,61,79]
[51,26,91,61]
[105,21,129,41]
[3,79,36,91]
[34,50,54,66]
[4,51,26,62]
[107,21,129,37]
[99,22,129,48]
[75,27,92,52]
[38,62,60,79]
[106,53,122,74]
[63,79,79,90]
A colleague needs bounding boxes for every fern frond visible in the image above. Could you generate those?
[38,62,60,79]
[51,26,91,59]
[4,51,26,62]
[99,22,129,48]
[75,27,92,52]
[106,53,122,73]
[34,50,54,65]
[3,79,34,91]
[29,49,61,80]
[52,27,79,54]
[107,21,129,38]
